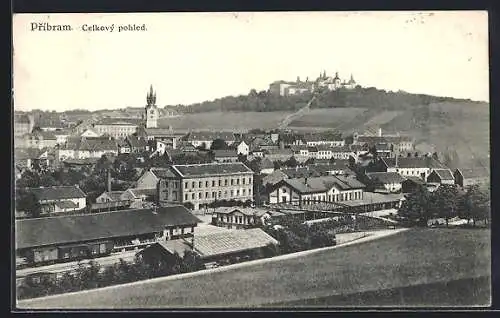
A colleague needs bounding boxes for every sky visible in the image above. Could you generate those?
[13,11,489,112]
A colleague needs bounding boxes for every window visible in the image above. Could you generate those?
[192,182,196,188]
[230,190,234,197]
[185,194,188,200]
[199,181,203,188]
[184,182,188,188]
[236,189,240,196]
[237,178,240,185]
[198,193,202,199]
[219,180,222,186]
[205,192,209,198]
[231,179,234,186]
[224,179,228,186]
[249,189,252,195]
[218,191,222,198]
[212,180,216,187]
[192,193,195,199]
[206,181,209,187]
[243,178,246,185]
[212,192,216,198]
[243,189,246,195]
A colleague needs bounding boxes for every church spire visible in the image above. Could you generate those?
[146,84,156,106]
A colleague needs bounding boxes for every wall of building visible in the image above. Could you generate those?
[94,124,137,139]
[136,171,159,189]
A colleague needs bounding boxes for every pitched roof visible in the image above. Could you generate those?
[28,186,86,201]
[213,149,238,158]
[150,168,177,179]
[144,128,177,136]
[55,200,78,209]
[99,191,125,201]
[260,158,275,170]
[79,137,118,152]
[15,114,31,124]
[430,169,455,181]
[366,172,406,184]
[382,157,444,169]
[456,167,490,179]
[172,162,253,178]
[126,135,148,148]
[283,175,365,194]
[16,205,201,250]
[214,207,269,217]
[94,117,141,126]
[193,228,279,258]
[281,167,321,179]
[402,176,426,185]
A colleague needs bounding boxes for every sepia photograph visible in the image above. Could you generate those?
[12,11,491,309]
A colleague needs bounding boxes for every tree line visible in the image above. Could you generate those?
[398,184,490,227]
[17,251,203,300]
[165,87,471,114]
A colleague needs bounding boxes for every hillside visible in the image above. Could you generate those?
[18,228,491,308]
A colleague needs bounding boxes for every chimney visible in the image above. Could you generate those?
[304,177,308,186]
[395,154,399,168]
[107,168,112,192]
[378,128,382,137]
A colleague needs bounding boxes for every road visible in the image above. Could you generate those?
[277,95,316,129]
[17,228,490,309]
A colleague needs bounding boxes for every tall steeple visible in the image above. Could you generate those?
[147,84,156,106]
[145,85,159,128]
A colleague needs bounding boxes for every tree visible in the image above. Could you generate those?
[460,184,490,226]
[304,158,315,165]
[183,202,195,210]
[273,160,283,170]
[398,187,432,226]
[210,139,229,150]
[414,152,419,158]
[432,184,460,227]
[284,156,299,168]
[16,190,42,218]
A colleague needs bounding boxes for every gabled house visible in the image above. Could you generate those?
[380,157,445,180]
[427,169,455,185]
[121,188,157,203]
[27,185,87,215]
[365,172,405,193]
[126,135,150,153]
[453,167,490,188]
[95,191,125,203]
[268,175,366,205]
[401,176,427,193]
[212,207,270,229]
[136,168,175,189]
[236,140,250,156]
[259,157,275,175]
[117,140,131,154]
[80,128,101,138]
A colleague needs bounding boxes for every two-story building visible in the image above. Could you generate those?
[302,132,345,147]
[27,185,87,215]
[379,157,445,180]
[268,175,366,205]
[157,162,254,210]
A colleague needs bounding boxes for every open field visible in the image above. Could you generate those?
[158,111,293,132]
[17,228,490,309]
[287,108,367,129]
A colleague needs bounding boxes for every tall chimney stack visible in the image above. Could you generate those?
[378,128,382,137]
[107,168,112,192]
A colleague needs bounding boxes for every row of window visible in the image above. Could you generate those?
[281,190,362,202]
[183,177,252,189]
[218,215,254,224]
[184,188,252,201]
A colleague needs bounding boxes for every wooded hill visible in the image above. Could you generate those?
[170,86,478,114]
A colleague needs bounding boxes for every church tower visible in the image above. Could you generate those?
[145,85,159,128]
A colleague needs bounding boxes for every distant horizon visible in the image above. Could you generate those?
[13,12,489,112]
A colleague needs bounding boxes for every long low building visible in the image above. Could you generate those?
[268,175,366,206]
[16,205,201,268]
